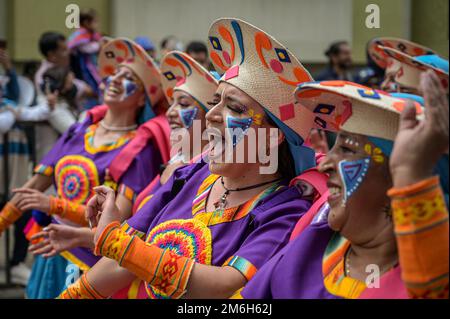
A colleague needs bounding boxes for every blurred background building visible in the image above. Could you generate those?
[0,0,448,75]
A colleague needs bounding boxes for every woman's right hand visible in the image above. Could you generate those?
[29,224,95,257]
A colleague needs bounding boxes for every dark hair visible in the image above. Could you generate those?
[265,115,296,180]
[39,32,66,57]
[186,41,207,55]
[325,41,348,60]
[80,8,97,26]
[42,66,70,92]
[160,36,176,50]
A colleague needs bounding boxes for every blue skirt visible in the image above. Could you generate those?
[26,255,72,299]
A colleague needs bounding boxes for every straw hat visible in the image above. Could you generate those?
[367,37,435,70]
[160,51,218,110]
[207,18,315,139]
[380,47,449,92]
[294,80,424,141]
[98,37,163,107]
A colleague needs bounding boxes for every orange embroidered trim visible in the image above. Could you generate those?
[57,274,105,299]
[0,202,22,233]
[49,196,88,227]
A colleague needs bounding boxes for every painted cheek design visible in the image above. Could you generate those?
[364,144,385,164]
[344,137,359,148]
[338,157,371,204]
[178,107,199,129]
[226,115,253,147]
[247,109,264,126]
[121,79,138,101]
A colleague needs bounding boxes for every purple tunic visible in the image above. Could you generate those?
[35,117,162,268]
[125,161,312,298]
[240,203,338,299]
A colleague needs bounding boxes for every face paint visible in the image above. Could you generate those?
[364,144,385,164]
[121,79,138,101]
[338,157,370,204]
[344,137,359,148]
[248,109,264,126]
[226,115,253,147]
[178,107,198,129]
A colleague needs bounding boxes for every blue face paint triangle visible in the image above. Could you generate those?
[338,157,370,202]
[123,79,137,97]
[178,107,198,128]
[226,116,253,147]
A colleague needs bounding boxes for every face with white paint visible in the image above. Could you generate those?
[166,90,207,156]
[205,82,284,179]
[103,66,146,112]
[319,131,392,239]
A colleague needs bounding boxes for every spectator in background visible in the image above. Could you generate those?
[0,39,20,103]
[0,81,32,287]
[68,8,102,108]
[160,35,183,61]
[35,32,94,111]
[186,41,210,70]
[315,41,354,81]
[135,36,157,60]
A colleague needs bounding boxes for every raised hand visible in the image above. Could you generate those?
[86,186,120,243]
[390,70,449,187]
[13,188,51,213]
[29,224,94,258]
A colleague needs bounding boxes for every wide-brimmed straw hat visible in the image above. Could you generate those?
[207,18,316,140]
[160,51,218,111]
[294,80,423,141]
[367,37,435,70]
[380,47,449,92]
[98,37,163,107]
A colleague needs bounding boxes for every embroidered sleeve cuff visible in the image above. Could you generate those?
[223,256,258,282]
[57,274,106,299]
[0,202,22,233]
[34,164,54,176]
[118,184,137,202]
[94,221,134,264]
[49,196,88,226]
[121,221,146,239]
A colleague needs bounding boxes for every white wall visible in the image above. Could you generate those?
[111,0,353,63]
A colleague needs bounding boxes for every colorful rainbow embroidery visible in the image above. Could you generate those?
[54,155,99,204]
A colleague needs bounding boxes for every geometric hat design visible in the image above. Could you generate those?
[98,37,163,107]
[207,18,316,139]
[160,51,219,110]
[295,80,424,141]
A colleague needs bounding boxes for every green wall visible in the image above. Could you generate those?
[352,0,411,63]
[7,0,110,61]
[412,0,449,57]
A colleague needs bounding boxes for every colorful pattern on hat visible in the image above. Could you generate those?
[381,47,449,92]
[98,38,163,107]
[295,81,424,141]
[160,51,218,111]
[207,18,315,140]
[368,37,435,70]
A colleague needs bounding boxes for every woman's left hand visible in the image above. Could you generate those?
[12,188,51,213]
[86,186,121,244]
[390,70,449,187]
